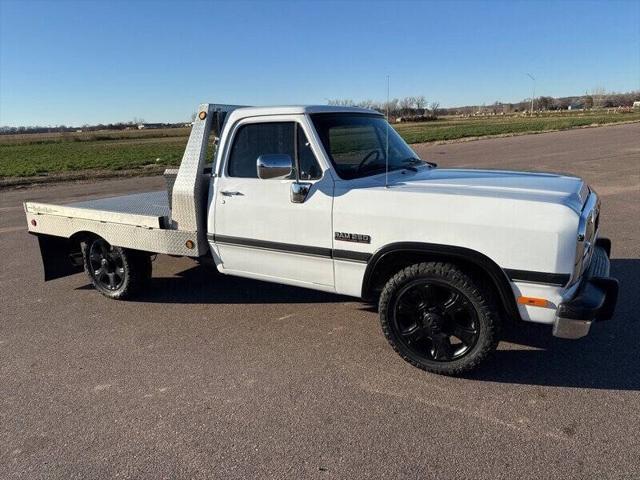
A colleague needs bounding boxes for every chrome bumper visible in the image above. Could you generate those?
[553,238,619,339]
[553,318,593,339]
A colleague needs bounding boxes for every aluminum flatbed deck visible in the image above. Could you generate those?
[27,191,171,229]
[25,189,202,257]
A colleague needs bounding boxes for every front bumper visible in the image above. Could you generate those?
[553,238,619,339]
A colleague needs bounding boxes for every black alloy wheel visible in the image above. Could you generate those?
[392,280,479,362]
[82,237,152,300]
[379,262,500,376]
[88,238,126,291]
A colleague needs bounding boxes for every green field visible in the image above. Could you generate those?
[1,111,639,178]
[395,111,640,143]
[0,137,190,177]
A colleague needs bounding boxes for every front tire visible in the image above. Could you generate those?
[379,262,500,376]
[81,237,151,300]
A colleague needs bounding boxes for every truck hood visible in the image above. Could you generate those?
[387,167,589,212]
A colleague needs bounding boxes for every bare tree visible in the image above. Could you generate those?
[414,95,427,114]
[583,95,594,109]
[399,97,414,116]
[382,98,400,117]
[327,99,355,106]
[429,101,440,117]
[590,87,606,108]
[537,96,554,111]
[370,101,383,112]
[357,99,376,110]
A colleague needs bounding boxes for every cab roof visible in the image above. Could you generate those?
[225,105,382,122]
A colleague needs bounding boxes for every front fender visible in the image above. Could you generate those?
[361,241,521,321]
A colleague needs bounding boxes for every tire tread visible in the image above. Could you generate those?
[379,261,500,376]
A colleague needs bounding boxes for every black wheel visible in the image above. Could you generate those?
[81,237,151,300]
[379,262,500,376]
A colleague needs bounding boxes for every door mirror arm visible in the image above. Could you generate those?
[291,182,311,204]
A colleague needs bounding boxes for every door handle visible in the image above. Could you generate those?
[220,190,243,197]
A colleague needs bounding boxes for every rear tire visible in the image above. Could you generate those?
[379,262,500,376]
[81,237,151,300]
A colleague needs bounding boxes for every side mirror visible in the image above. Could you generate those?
[257,154,292,180]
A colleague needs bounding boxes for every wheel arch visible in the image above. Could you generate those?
[361,242,521,322]
[69,230,101,247]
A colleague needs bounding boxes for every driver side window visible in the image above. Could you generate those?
[227,121,322,180]
[228,122,295,178]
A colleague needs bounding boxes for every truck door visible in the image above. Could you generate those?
[213,116,335,288]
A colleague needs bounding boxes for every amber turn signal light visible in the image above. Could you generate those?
[517,296,549,308]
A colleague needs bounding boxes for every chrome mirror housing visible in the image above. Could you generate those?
[257,154,292,180]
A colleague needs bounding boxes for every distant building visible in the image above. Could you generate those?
[137,123,164,130]
[633,101,640,109]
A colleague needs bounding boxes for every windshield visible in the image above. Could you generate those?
[311,113,427,180]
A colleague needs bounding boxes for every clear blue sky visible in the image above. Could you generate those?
[1,0,638,126]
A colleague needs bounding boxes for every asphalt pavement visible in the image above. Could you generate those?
[1,123,639,479]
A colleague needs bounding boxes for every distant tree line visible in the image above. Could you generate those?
[326,89,640,120]
[327,95,440,121]
[0,119,188,135]
[459,89,639,115]
[2,89,638,133]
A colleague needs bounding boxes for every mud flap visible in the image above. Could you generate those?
[33,233,84,281]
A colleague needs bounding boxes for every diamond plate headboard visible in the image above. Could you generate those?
[170,104,215,237]
[170,103,245,250]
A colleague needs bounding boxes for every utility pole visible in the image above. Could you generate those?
[526,73,536,114]
[385,75,390,189]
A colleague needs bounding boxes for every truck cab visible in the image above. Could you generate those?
[25,103,619,376]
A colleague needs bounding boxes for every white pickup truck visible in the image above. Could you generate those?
[24,103,619,375]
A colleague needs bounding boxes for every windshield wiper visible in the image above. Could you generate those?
[402,157,438,168]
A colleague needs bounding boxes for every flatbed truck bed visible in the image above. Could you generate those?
[24,104,241,279]
[25,189,204,259]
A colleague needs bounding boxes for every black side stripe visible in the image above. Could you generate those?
[505,269,570,286]
[208,234,372,263]
[332,249,372,263]
[214,235,331,258]
[207,234,568,284]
